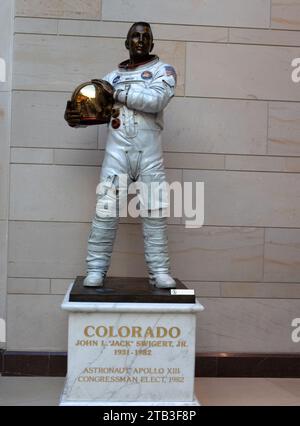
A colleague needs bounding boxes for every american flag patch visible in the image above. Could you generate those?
[165,65,177,83]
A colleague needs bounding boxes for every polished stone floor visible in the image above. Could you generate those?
[1,377,300,406]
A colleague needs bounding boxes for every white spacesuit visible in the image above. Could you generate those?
[84,55,177,288]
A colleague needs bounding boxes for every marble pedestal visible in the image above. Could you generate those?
[60,277,204,406]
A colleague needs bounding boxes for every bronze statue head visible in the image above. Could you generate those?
[125,22,154,63]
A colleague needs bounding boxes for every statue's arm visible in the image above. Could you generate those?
[115,65,177,114]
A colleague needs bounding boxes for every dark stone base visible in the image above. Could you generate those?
[69,276,195,304]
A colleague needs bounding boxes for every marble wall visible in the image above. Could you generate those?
[3,0,300,353]
[0,0,14,349]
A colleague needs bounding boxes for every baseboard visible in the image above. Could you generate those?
[0,351,67,377]
[195,352,300,378]
[1,350,300,378]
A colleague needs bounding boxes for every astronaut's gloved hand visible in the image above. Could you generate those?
[64,101,81,128]
[113,88,127,105]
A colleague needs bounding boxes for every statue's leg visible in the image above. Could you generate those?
[142,214,176,289]
[84,174,120,287]
[122,124,176,288]
[139,171,176,289]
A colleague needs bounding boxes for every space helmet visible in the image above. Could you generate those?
[70,79,114,126]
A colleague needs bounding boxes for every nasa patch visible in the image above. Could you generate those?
[141,70,153,80]
[165,66,177,83]
[113,75,121,84]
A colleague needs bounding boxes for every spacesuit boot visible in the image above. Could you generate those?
[142,215,176,289]
[84,271,105,287]
[83,215,119,287]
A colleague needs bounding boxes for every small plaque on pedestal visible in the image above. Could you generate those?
[60,277,204,406]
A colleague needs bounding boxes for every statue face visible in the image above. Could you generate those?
[126,23,154,61]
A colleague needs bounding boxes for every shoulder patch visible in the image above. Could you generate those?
[141,70,153,80]
[164,65,177,83]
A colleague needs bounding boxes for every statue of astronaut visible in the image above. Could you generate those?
[65,22,177,289]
